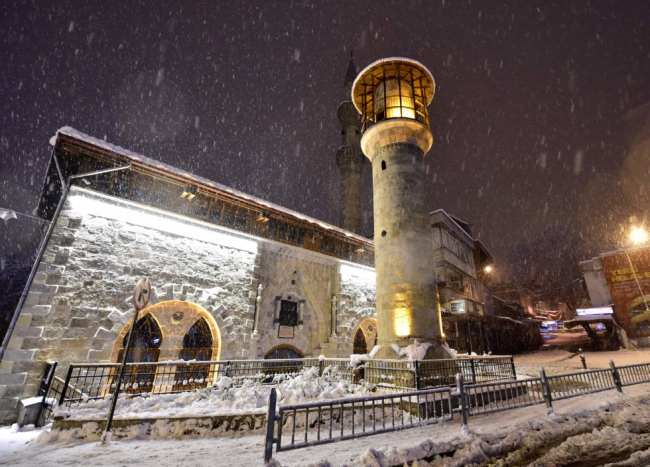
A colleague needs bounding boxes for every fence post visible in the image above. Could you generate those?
[414,360,421,390]
[456,373,469,429]
[59,364,74,406]
[470,359,477,384]
[319,358,325,377]
[540,367,553,414]
[264,388,278,463]
[35,361,57,427]
[510,356,517,380]
[609,360,623,394]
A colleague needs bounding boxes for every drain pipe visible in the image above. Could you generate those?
[0,156,131,362]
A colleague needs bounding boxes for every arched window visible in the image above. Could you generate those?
[180,318,213,361]
[173,318,214,392]
[263,345,304,380]
[117,314,162,363]
[264,345,304,360]
[115,314,162,393]
[353,328,367,355]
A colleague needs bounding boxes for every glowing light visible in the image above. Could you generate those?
[68,187,258,254]
[373,79,416,120]
[393,307,411,337]
[483,265,493,274]
[630,226,649,245]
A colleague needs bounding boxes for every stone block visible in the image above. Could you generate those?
[3,349,35,362]
[16,314,32,328]
[0,398,19,412]
[12,361,45,375]
[12,326,43,338]
[70,318,89,328]
[7,337,24,350]
[0,373,27,385]
[21,337,42,349]
[22,305,51,316]
[0,361,14,374]
[88,349,112,361]
[24,294,43,306]
[33,272,47,284]
[94,327,117,340]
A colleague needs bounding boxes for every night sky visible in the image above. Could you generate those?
[1,0,649,273]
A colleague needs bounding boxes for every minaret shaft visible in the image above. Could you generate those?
[352,57,451,360]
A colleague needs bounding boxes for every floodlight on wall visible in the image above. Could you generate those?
[354,246,365,253]
[181,183,197,200]
[257,211,270,223]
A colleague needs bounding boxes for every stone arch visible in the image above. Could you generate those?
[264,344,304,359]
[110,300,221,363]
[352,318,378,354]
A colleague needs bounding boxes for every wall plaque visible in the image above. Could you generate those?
[278,325,295,339]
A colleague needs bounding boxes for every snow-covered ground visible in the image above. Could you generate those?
[3,351,650,466]
[55,367,375,422]
[515,348,650,377]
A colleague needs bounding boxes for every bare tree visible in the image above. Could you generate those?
[508,225,589,318]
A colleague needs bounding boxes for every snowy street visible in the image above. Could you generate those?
[3,352,650,466]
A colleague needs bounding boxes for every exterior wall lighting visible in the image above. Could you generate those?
[483,265,494,274]
[181,183,197,200]
[630,226,649,245]
[257,211,270,223]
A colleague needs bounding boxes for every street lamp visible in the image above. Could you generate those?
[623,225,650,313]
[483,265,494,274]
[630,226,649,245]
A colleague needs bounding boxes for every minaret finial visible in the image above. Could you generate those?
[343,51,358,88]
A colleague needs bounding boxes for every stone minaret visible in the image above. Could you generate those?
[352,57,451,359]
[336,52,365,234]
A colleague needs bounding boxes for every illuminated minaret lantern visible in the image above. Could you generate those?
[352,57,451,359]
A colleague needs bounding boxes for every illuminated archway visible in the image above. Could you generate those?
[111,301,221,363]
[352,318,378,354]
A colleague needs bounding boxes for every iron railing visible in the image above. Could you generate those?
[265,386,453,459]
[56,356,516,408]
[264,359,648,462]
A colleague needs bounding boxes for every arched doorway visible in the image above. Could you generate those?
[115,314,162,393]
[173,318,214,391]
[352,318,378,354]
[263,345,304,380]
[353,328,367,354]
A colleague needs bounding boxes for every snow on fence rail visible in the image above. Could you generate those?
[263,359,648,462]
[52,356,516,409]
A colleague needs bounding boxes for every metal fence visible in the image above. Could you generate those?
[265,386,453,459]
[264,359,647,462]
[53,356,516,409]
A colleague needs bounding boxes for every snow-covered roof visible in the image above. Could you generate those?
[50,126,372,245]
[429,208,475,245]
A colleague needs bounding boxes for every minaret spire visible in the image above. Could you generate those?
[343,50,357,90]
[336,52,364,234]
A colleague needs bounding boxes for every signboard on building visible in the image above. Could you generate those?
[599,247,650,338]
[576,306,614,316]
[450,299,466,313]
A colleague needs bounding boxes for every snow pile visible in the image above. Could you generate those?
[390,340,432,361]
[54,366,377,422]
[354,394,650,466]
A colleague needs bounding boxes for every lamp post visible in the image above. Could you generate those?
[622,226,650,313]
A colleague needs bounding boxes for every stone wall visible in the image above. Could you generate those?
[0,187,380,423]
[0,188,259,423]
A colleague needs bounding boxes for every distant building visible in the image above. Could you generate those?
[581,246,650,345]
[430,210,540,354]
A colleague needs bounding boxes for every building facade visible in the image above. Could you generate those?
[0,127,379,424]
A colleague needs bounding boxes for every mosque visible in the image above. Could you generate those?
[0,56,538,424]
